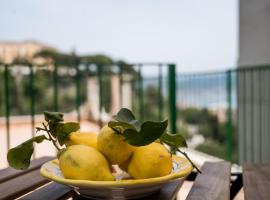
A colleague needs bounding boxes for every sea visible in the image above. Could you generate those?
[143,72,237,110]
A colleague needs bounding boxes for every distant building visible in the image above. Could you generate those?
[0,40,55,64]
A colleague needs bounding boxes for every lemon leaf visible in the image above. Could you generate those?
[122,120,168,146]
[113,108,136,122]
[44,111,64,122]
[108,121,136,134]
[56,122,80,146]
[112,108,141,131]
[160,132,187,148]
[7,135,47,170]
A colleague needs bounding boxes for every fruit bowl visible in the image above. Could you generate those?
[40,155,193,199]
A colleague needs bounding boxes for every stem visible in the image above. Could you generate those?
[36,127,47,132]
[177,149,202,174]
[42,122,61,151]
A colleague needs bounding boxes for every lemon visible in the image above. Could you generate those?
[59,145,114,181]
[128,143,172,179]
[118,156,132,172]
[97,125,135,165]
[65,132,98,149]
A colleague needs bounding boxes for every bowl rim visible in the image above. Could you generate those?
[40,155,193,187]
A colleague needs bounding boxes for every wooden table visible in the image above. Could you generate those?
[0,156,269,200]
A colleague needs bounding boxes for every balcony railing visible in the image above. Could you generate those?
[0,62,177,166]
[2,62,270,167]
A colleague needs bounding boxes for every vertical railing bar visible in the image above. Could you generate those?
[53,63,58,111]
[226,69,233,161]
[29,64,35,158]
[168,64,177,133]
[75,61,81,122]
[119,64,123,108]
[98,65,103,128]
[138,64,144,121]
[4,64,10,152]
[258,69,262,162]
[158,64,163,121]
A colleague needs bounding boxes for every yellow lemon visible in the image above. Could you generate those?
[97,125,135,165]
[59,145,114,181]
[118,156,132,172]
[65,132,98,149]
[128,143,172,179]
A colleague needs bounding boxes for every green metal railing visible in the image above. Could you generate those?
[0,62,177,157]
[176,69,236,161]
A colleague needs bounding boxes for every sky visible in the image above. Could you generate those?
[0,0,238,74]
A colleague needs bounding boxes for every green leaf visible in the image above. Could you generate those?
[48,121,58,138]
[56,122,80,146]
[108,121,136,134]
[7,135,47,170]
[44,111,64,122]
[122,120,168,146]
[112,108,141,131]
[160,132,187,148]
[113,108,136,123]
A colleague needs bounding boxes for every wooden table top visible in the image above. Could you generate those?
[0,156,269,200]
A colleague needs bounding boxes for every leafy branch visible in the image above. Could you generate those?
[7,111,79,170]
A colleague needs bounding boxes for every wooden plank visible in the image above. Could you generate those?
[186,161,231,200]
[0,156,54,183]
[243,164,270,200]
[19,182,74,200]
[0,169,50,200]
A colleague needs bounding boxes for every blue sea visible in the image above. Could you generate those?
[143,72,237,109]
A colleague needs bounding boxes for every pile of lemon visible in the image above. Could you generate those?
[59,125,172,181]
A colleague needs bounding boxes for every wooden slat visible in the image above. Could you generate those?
[0,156,54,183]
[0,169,50,200]
[186,161,231,200]
[19,182,74,200]
[243,163,270,200]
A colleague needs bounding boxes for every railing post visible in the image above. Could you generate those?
[53,63,58,111]
[29,64,35,157]
[158,64,163,121]
[119,64,123,107]
[97,65,103,127]
[226,70,233,161]
[138,64,144,121]
[75,62,81,122]
[4,64,10,150]
[168,64,177,134]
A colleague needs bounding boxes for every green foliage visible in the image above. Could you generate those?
[80,54,113,66]
[121,120,168,146]
[7,112,79,170]
[199,122,214,138]
[7,135,47,170]
[112,108,141,130]
[34,49,77,65]
[44,111,64,122]
[160,132,187,148]
[108,108,168,146]
[180,107,205,124]
[178,126,191,140]
[56,122,80,145]
[195,139,227,160]
[143,85,160,121]
[43,111,79,145]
